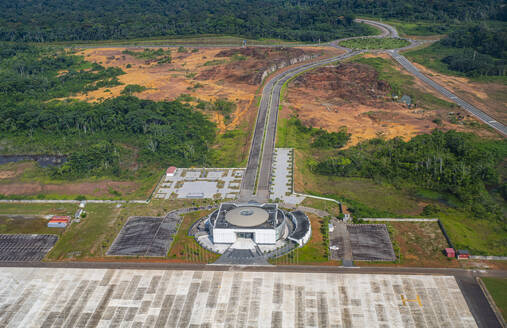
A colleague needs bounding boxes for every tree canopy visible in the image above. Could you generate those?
[314,130,507,221]
[439,24,507,76]
[0,0,503,42]
[0,43,216,178]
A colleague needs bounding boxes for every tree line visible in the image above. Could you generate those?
[314,130,506,221]
[1,0,503,43]
[439,24,506,77]
[0,43,216,178]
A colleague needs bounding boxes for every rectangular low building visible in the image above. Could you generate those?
[210,203,283,245]
[48,216,70,228]
[445,248,455,258]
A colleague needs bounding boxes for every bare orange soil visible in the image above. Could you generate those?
[74,46,341,132]
[410,61,507,125]
[282,54,498,145]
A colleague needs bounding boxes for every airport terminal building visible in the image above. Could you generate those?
[205,202,311,246]
[209,203,285,244]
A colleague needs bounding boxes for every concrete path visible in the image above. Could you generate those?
[330,219,354,267]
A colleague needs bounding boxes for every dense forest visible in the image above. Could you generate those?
[314,130,507,222]
[0,43,216,178]
[0,0,504,42]
[438,24,507,77]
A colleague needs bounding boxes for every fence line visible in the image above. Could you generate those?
[470,255,507,261]
[362,218,438,222]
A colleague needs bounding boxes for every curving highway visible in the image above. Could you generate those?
[239,18,506,203]
[238,49,362,202]
[389,50,507,135]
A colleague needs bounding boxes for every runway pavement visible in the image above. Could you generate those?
[0,267,485,328]
[1,261,505,327]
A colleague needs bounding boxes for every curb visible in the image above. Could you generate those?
[476,277,506,328]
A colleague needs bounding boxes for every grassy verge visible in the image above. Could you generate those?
[45,199,213,260]
[271,213,340,265]
[0,217,65,235]
[42,35,303,48]
[0,203,77,215]
[300,198,341,217]
[481,277,507,321]
[339,38,410,50]
[167,209,219,263]
[210,124,250,167]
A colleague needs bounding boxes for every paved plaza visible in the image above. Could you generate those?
[270,148,304,204]
[155,168,244,200]
[0,267,477,327]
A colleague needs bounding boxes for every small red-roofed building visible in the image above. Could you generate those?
[457,250,470,259]
[48,216,70,228]
[166,166,177,177]
[444,248,455,258]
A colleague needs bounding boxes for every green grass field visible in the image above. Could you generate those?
[44,199,213,260]
[0,203,77,215]
[44,35,302,48]
[482,277,507,321]
[0,216,65,235]
[339,38,410,50]
[167,210,219,263]
[404,43,507,84]
[210,124,251,168]
[270,214,337,265]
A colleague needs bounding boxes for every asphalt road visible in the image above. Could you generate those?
[233,19,506,326]
[255,51,361,202]
[238,48,360,202]
[3,19,502,328]
[389,50,507,136]
[240,18,506,204]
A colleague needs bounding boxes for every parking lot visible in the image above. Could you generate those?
[0,267,478,327]
[348,224,396,261]
[155,168,244,200]
[107,214,181,257]
[0,234,58,262]
[330,223,396,262]
[270,148,305,204]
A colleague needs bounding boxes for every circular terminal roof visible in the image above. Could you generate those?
[224,206,269,227]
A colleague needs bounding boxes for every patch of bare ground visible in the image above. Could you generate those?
[0,162,34,180]
[409,61,507,125]
[0,181,138,197]
[283,55,498,145]
[71,46,340,133]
